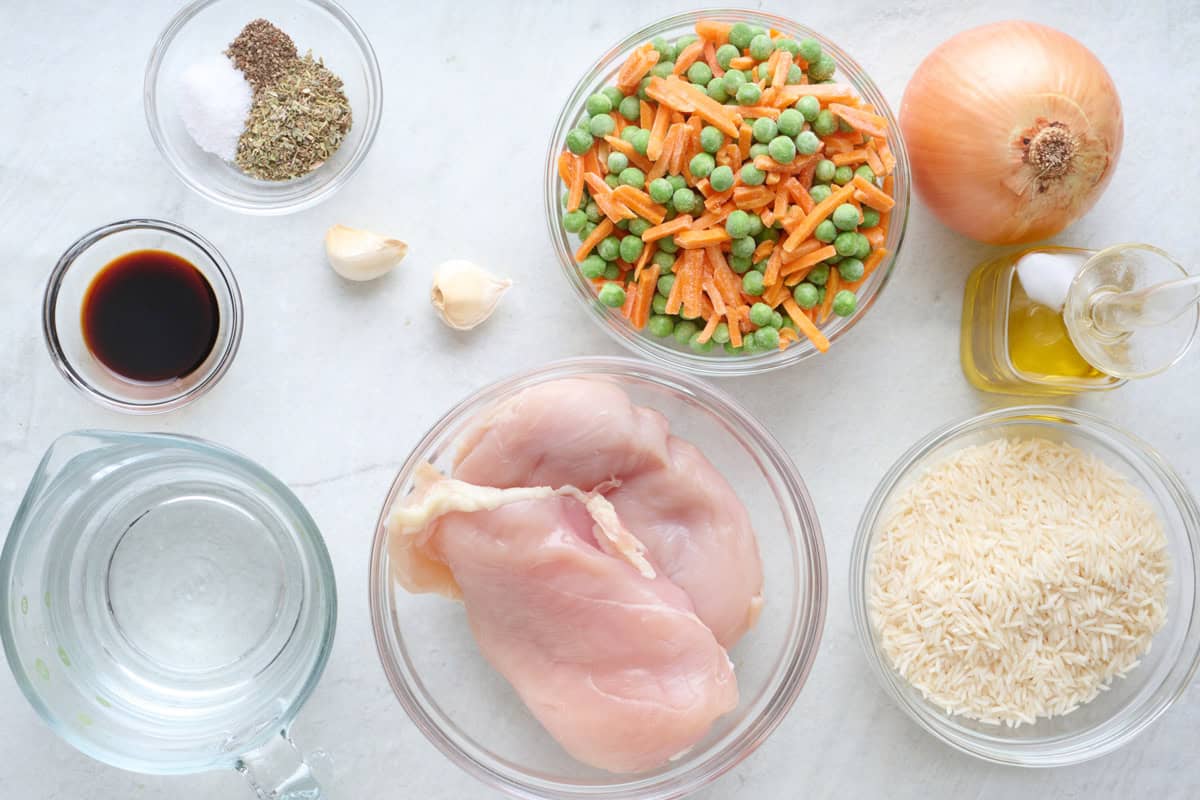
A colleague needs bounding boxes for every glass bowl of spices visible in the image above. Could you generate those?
[145,0,382,215]
[43,219,243,413]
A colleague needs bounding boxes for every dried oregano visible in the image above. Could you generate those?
[234,53,352,181]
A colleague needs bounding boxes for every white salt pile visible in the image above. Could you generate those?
[176,56,252,161]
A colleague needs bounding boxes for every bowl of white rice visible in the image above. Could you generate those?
[850,406,1200,767]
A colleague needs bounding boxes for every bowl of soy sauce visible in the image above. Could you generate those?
[43,219,242,413]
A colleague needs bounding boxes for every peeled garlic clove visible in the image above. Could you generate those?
[431,259,512,330]
[324,224,408,281]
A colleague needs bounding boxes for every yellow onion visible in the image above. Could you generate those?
[900,21,1122,244]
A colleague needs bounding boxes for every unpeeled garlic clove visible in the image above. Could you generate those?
[431,259,511,330]
[324,224,408,281]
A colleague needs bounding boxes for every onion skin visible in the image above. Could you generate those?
[900,21,1123,245]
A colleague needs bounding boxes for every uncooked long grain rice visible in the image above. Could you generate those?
[868,437,1169,727]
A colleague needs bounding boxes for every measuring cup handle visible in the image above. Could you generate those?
[237,730,324,799]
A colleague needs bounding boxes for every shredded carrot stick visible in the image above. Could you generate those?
[729,55,755,70]
[611,185,667,225]
[616,44,659,94]
[752,239,775,262]
[759,208,775,228]
[647,76,741,137]
[574,218,613,262]
[771,51,793,88]
[817,269,840,323]
[852,174,896,211]
[639,99,654,129]
[782,297,831,352]
[733,185,774,210]
[773,189,789,221]
[865,142,885,176]
[585,173,636,221]
[695,19,732,43]
[559,152,585,212]
[665,260,688,314]
[631,264,660,328]
[828,103,889,139]
[782,183,856,251]
[778,327,799,348]
[646,105,671,161]
[620,281,637,318]
[702,278,727,316]
[738,125,753,158]
[673,40,705,75]
[753,154,819,174]
[762,246,784,287]
[675,228,731,249]
[634,239,656,280]
[582,147,603,178]
[696,313,721,344]
[733,105,781,120]
[832,149,871,166]
[641,215,693,243]
[780,245,836,276]
[602,136,653,172]
[702,40,725,77]
[780,237,824,263]
[772,83,857,105]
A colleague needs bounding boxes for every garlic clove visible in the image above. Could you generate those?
[431,259,512,330]
[324,224,408,281]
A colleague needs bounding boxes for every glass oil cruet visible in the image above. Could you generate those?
[961,243,1199,396]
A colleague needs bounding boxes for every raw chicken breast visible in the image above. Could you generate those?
[392,489,738,773]
[453,378,671,489]
[453,378,763,648]
[606,437,763,648]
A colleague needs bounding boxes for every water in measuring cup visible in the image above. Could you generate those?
[1,432,335,774]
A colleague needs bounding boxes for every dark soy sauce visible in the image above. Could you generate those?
[82,250,219,383]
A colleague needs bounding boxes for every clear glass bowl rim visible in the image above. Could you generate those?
[41,218,244,414]
[849,405,1200,767]
[543,8,910,377]
[0,429,338,775]
[143,0,383,215]
[368,356,828,799]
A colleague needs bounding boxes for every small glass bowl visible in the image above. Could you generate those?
[545,10,910,376]
[850,406,1200,767]
[144,0,382,215]
[369,357,827,799]
[42,219,242,414]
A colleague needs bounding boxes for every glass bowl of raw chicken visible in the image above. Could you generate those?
[369,357,827,799]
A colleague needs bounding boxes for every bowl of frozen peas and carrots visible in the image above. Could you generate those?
[546,10,910,376]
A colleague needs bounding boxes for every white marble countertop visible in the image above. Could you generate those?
[2,1,1198,798]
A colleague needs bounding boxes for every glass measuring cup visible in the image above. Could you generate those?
[0,431,336,798]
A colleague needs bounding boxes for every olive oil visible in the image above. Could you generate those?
[961,247,1123,396]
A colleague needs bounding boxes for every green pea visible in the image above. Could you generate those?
[746,213,764,237]
[808,54,837,82]
[690,152,716,178]
[817,286,827,304]
[607,151,629,173]
[629,218,651,237]
[775,38,800,56]
[667,175,687,191]
[650,61,676,79]
[826,254,843,265]
[837,257,865,282]
[714,43,740,70]
[648,178,674,204]
[728,236,755,259]
[605,173,621,188]
[603,262,621,280]
[658,235,679,254]
[768,135,796,164]
[619,235,643,263]
[725,209,753,239]
[652,36,677,62]
[786,64,804,84]
[706,77,730,102]
[862,208,881,228]
[855,164,876,182]
[652,295,669,315]
[580,254,606,279]
[687,61,713,85]
[795,130,820,155]
[581,221,598,238]
[741,163,766,186]
[742,270,765,296]
[757,226,780,243]
[748,34,775,61]
[777,108,804,137]
[832,203,860,231]
[566,128,593,155]
[657,274,676,297]
[798,38,822,65]
[795,95,820,122]
[808,186,832,204]
[721,69,747,95]
[647,314,674,337]
[597,235,620,261]
[854,232,873,259]
[770,311,784,329]
[728,22,754,49]
[752,117,778,144]
[793,282,819,309]
[832,289,858,317]
[729,254,752,273]
[631,129,651,155]
[618,95,641,121]
[807,264,830,286]
[812,109,838,137]
[724,341,744,355]
[696,125,724,155]
[833,231,858,257]
[653,251,676,271]
[749,142,769,159]
[601,86,624,107]
[749,302,773,327]
[673,319,700,344]
[619,166,646,188]
[709,165,735,192]
[688,332,714,353]
[833,165,854,185]
[620,125,641,143]
[735,82,762,106]
[756,326,780,349]
[563,209,587,233]
[672,187,698,213]
[676,34,699,52]
[814,158,836,183]
[637,75,653,100]
[598,282,626,308]
[585,93,612,116]
[814,219,838,243]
